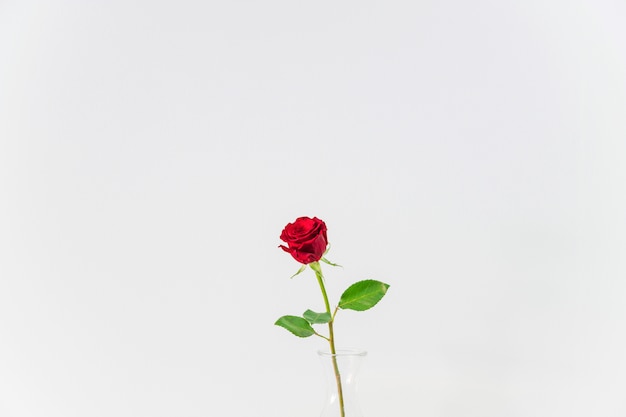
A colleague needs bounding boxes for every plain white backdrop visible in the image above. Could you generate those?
[1,0,626,416]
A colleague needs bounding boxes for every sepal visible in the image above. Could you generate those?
[290,264,307,279]
[321,257,341,267]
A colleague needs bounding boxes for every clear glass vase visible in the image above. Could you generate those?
[318,349,367,417]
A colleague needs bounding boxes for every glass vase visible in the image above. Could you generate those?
[318,349,367,417]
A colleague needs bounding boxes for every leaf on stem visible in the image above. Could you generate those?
[303,309,332,324]
[275,315,315,337]
[338,280,390,311]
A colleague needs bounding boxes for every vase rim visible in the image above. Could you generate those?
[317,348,367,357]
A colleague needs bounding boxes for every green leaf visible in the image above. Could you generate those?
[303,309,332,324]
[321,257,342,267]
[338,280,390,311]
[275,315,315,337]
[290,264,307,279]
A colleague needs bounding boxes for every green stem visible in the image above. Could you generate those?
[311,262,346,417]
[314,332,330,342]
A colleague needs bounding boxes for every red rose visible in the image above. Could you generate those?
[279,217,328,264]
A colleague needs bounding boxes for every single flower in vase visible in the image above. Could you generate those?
[275,216,390,417]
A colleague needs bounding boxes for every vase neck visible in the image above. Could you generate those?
[317,349,367,417]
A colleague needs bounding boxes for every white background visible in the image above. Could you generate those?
[1,0,626,416]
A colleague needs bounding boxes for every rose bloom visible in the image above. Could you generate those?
[279,217,328,264]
